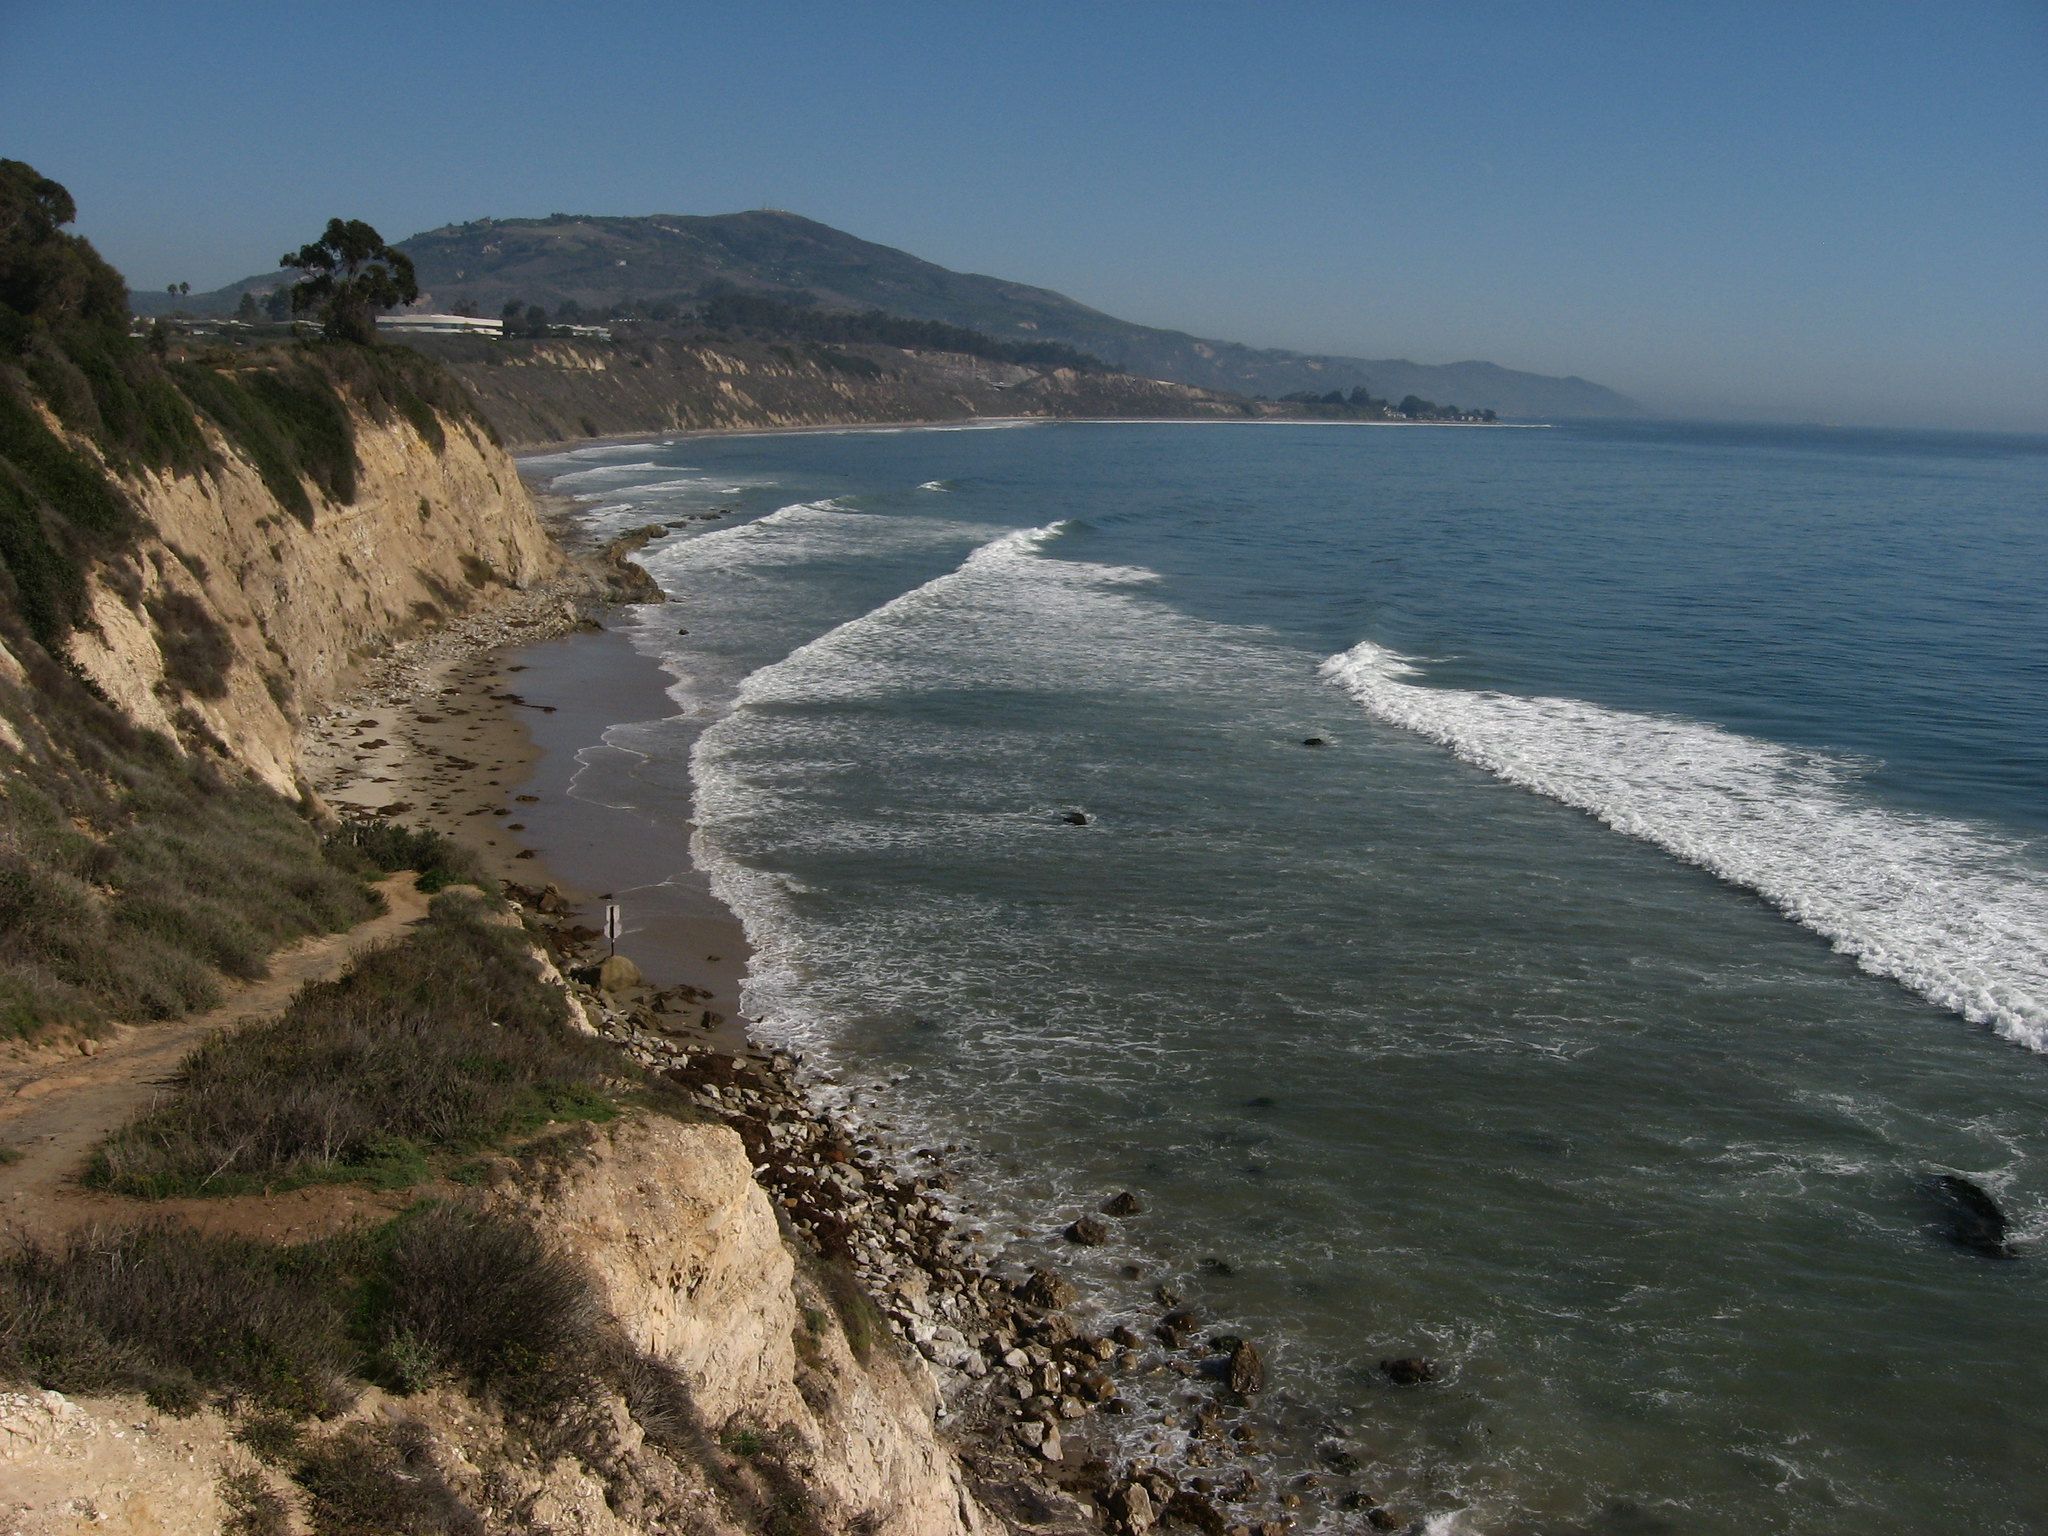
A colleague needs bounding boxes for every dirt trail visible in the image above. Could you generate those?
[0,873,429,1239]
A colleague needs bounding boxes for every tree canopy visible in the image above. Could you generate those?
[280,219,418,345]
[0,159,129,353]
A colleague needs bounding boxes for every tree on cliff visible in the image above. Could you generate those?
[0,159,129,351]
[279,219,418,345]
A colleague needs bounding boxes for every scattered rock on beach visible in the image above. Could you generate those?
[1019,1268,1078,1310]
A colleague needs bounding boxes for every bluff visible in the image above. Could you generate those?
[403,331,1256,448]
[156,210,1642,419]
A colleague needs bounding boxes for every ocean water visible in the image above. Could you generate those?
[524,420,2048,1534]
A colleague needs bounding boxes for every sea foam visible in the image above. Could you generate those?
[1320,640,2048,1051]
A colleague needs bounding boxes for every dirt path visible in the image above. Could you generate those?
[0,873,430,1240]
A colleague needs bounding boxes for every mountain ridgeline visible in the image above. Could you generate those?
[153,211,1640,419]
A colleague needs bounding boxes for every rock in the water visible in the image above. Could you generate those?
[1062,810,1091,826]
[1111,1480,1156,1533]
[598,954,644,993]
[1066,1215,1110,1246]
[1102,1190,1144,1216]
[1302,737,1326,747]
[1156,1307,1200,1348]
[1226,1338,1265,1395]
[1167,1490,1229,1535]
[1380,1356,1437,1386]
[1019,1267,1078,1310]
[1930,1172,2015,1259]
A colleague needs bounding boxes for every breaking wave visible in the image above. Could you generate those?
[1321,640,2048,1051]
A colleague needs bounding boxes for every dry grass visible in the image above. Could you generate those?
[90,893,619,1197]
[0,1221,357,1416]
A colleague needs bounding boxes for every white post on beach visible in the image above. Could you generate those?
[604,903,621,958]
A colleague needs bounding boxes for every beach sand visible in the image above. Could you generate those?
[300,566,750,1036]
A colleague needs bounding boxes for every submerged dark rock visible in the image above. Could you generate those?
[1064,1215,1109,1246]
[1062,810,1091,826]
[1225,1337,1265,1394]
[1301,737,1326,747]
[1930,1172,2015,1259]
[1380,1356,1438,1386]
[1102,1190,1144,1217]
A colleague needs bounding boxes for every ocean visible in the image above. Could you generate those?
[521,418,2048,1534]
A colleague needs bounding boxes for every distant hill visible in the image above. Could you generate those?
[148,211,1641,419]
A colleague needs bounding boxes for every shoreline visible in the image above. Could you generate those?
[509,409,1543,456]
[300,465,1366,1531]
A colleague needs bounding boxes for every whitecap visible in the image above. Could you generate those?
[1320,640,2048,1050]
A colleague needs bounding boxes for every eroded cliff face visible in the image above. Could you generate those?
[0,1117,999,1536]
[504,1115,1000,1536]
[61,403,557,795]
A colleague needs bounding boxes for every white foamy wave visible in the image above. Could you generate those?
[1320,640,2048,1050]
[918,479,950,492]
[543,459,668,486]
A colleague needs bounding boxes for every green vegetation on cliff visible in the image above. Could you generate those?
[0,166,511,1042]
[0,166,493,645]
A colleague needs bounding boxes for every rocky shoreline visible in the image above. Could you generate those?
[506,880,1408,1536]
[293,481,1414,1534]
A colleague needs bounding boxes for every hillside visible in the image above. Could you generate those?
[402,331,1259,448]
[151,210,1641,419]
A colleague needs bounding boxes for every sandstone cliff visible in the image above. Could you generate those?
[57,396,557,796]
[404,333,1253,449]
[0,1114,1001,1536]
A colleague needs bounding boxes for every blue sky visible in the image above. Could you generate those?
[4,2,2044,429]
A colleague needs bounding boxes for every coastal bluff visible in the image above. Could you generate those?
[48,385,556,796]
[0,371,1015,1535]
[1,1114,1001,1536]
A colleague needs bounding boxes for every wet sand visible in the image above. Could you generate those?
[301,585,751,1034]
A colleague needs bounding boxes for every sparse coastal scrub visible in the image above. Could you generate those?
[88,891,620,1197]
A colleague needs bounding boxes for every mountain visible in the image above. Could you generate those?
[150,211,1641,418]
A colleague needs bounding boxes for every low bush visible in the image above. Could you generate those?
[0,1222,356,1416]
[295,1420,482,1536]
[144,589,236,699]
[0,670,380,1040]
[219,1468,292,1536]
[90,895,616,1195]
[325,819,487,894]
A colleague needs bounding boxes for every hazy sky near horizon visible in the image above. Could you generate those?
[4,2,2044,430]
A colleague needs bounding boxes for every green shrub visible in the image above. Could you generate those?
[145,588,235,699]
[295,1420,482,1536]
[0,711,380,1040]
[325,819,487,894]
[0,1222,356,1416]
[90,897,614,1195]
[219,1468,292,1536]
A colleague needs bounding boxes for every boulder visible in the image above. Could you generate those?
[1111,1480,1156,1534]
[1102,1190,1144,1217]
[598,953,644,993]
[1062,810,1091,826]
[1156,1307,1200,1348]
[1301,737,1326,748]
[1018,1267,1077,1310]
[1226,1338,1265,1395]
[1167,1490,1228,1535]
[1380,1356,1437,1386]
[1930,1172,2015,1259]
[1066,1215,1110,1246]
